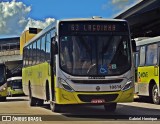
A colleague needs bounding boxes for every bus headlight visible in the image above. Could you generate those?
[0,86,6,92]
[3,87,6,90]
[121,77,134,91]
[58,78,74,92]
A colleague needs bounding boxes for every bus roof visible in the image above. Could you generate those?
[7,77,22,81]
[136,36,160,46]
[24,22,56,47]
[24,18,127,47]
[0,63,5,66]
[59,18,126,22]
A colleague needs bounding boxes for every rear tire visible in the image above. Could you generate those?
[152,84,160,104]
[46,82,50,101]
[36,99,44,106]
[29,84,37,106]
[104,103,117,112]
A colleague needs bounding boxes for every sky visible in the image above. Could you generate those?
[0,0,142,38]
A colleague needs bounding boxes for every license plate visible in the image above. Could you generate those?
[91,99,105,103]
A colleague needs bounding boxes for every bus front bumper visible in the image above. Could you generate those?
[55,88,134,104]
[0,89,7,97]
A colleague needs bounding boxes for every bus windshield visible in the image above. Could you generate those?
[0,66,5,85]
[60,35,131,76]
[59,21,131,76]
[8,79,22,89]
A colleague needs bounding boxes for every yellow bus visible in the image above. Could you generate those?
[22,18,135,112]
[20,28,42,54]
[7,76,24,96]
[0,63,7,101]
[135,36,160,104]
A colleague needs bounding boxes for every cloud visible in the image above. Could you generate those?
[112,0,132,10]
[24,18,55,32]
[102,0,142,16]
[0,0,55,36]
[111,0,142,10]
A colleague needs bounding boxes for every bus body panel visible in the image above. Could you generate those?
[22,67,28,95]
[135,36,160,99]
[8,89,23,96]
[23,62,51,100]
[0,64,7,100]
[53,65,134,104]
[0,89,7,97]
[137,66,159,96]
[20,29,42,54]
[22,66,33,96]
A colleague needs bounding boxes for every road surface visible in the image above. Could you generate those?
[0,96,160,124]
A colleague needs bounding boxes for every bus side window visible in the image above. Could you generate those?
[33,41,37,65]
[37,39,41,64]
[26,46,29,66]
[146,44,158,65]
[139,46,146,66]
[41,36,46,62]
[29,44,33,66]
[46,33,51,61]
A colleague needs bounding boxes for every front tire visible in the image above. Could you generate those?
[152,84,160,104]
[0,97,6,101]
[104,103,117,112]
[50,101,61,112]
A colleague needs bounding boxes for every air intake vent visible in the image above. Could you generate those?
[71,79,123,84]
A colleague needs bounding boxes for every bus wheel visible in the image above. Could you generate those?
[104,103,117,112]
[50,101,61,112]
[0,97,6,101]
[29,85,37,106]
[36,99,44,106]
[152,84,160,104]
[29,96,37,107]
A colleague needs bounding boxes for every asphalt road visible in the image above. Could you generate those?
[0,96,160,124]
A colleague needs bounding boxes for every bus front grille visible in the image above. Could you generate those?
[78,94,119,102]
[71,79,123,84]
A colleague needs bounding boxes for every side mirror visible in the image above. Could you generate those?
[5,66,9,78]
[52,38,58,55]
[131,39,136,52]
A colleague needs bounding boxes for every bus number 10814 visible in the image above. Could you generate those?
[110,85,122,90]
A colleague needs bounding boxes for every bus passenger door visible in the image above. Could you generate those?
[158,47,160,96]
[50,36,58,101]
[134,52,139,94]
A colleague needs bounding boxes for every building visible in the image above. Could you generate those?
[0,37,22,77]
[0,28,42,78]
[115,0,160,38]
[0,37,21,63]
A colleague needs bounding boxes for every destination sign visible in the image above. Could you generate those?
[70,24,116,32]
[59,21,128,34]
